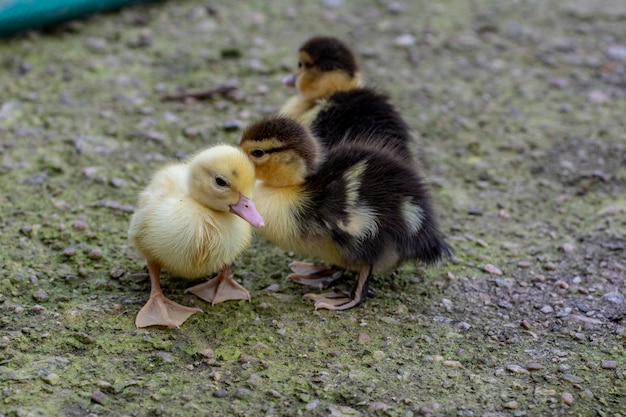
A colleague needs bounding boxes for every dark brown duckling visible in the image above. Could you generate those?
[280,35,420,165]
[239,117,452,311]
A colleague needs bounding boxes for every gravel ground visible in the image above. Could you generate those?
[0,0,625,416]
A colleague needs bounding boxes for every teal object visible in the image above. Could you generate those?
[0,0,152,36]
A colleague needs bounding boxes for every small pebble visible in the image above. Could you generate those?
[388,2,406,13]
[97,380,112,390]
[558,364,572,373]
[322,0,343,8]
[63,246,77,257]
[541,305,554,314]
[41,373,60,385]
[235,388,252,399]
[247,374,261,385]
[394,34,416,47]
[561,373,583,384]
[568,314,602,325]
[264,283,281,293]
[601,360,616,370]
[368,402,391,411]
[517,261,531,268]
[606,44,626,61]
[198,348,215,359]
[109,269,125,279]
[588,90,609,104]
[562,392,574,405]
[358,333,371,343]
[109,178,126,188]
[224,119,244,131]
[504,401,519,409]
[483,264,503,275]
[443,360,461,368]
[506,364,529,374]
[419,402,440,415]
[560,243,574,253]
[554,280,569,289]
[213,390,228,398]
[549,78,568,89]
[527,363,544,371]
[91,390,107,405]
[372,350,385,360]
[155,352,174,363]
[602,292,624,305]
[543,262,556,270]
[75,332,96,344]
[580,389,594,400]
[72,220,89,230]
[268,389,282,398]
[88,248,103,260]
[32,290,49,302]
[305,399,319,411]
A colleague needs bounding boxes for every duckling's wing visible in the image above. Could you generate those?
[312,146,451,268]
[311,89,412,159]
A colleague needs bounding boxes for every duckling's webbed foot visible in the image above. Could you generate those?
[186,265,250,306]
[136,261,202,328]
[136,295,203,328]
[303,265,371,311]
[288,261,344,289]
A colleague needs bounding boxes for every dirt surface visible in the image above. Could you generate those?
[1,1,625,416]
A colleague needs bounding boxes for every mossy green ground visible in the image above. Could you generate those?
[1,1,625,416]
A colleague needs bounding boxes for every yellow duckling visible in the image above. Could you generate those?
[239,117,452,311]
[128,144,265,328]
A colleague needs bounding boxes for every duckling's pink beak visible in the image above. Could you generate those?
[230,194,265,228]
[282,73,296,87]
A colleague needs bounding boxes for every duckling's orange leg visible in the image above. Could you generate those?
[186,265,250,306]
[135,261,202,328]
[288,261,344,289]
[303,265,371,311]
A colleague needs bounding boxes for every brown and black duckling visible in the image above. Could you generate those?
[128,144,265,328]
[239,117,452,311]
[280,35,418,165]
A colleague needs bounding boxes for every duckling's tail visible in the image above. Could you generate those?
[413,225,454,265]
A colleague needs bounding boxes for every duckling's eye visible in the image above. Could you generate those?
[251,149,265,158]
[298,62,303,68]
[215,175,230,188]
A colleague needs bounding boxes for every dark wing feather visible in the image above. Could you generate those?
[311,89,413,162]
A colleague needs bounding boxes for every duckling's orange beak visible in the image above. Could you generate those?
[282,73,296,87]
[230,193,265,228]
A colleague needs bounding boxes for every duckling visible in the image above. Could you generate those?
[128,144,265,328]
[239,117,452,311]
[280,36,418,165]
